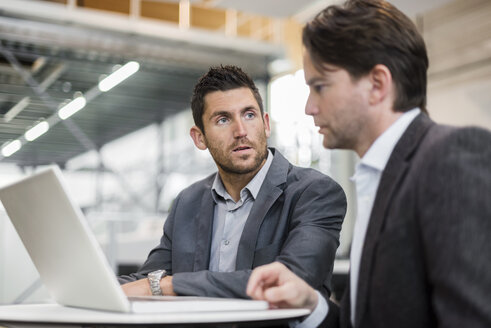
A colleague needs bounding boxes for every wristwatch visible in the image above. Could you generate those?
[148,269,167,296]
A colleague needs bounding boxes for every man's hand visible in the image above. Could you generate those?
[246,262,318,311]
[121,276,175,296]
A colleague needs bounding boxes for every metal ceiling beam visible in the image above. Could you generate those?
[0,0,282,57]
[3,96,29,123]
[0,45,158,212]
[38,63,66,93]
[0,43,98,152]
[0,15,271,79]
[1,63,65,123]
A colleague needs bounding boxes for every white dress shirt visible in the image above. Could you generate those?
[302,108,421,328]
[349,108,420,324]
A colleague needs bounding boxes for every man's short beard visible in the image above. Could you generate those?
[216,145,268,175]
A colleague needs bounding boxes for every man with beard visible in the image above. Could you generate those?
[247,1,491,327]
[118,65,347,301]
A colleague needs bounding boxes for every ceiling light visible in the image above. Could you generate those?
[25,121,50,141]
[98,61,140,92]
[1,140,22,157]
[58,96,87,120]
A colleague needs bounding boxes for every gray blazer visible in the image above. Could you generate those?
[119,148,347,299]
[325,113,491,328]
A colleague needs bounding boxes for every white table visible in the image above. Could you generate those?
[0,303,310,327]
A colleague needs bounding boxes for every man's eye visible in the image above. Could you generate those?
[217,117,228,124]
[313,84,324,93]
[245,112,255,119]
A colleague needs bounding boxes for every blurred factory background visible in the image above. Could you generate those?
[0,0,490,304]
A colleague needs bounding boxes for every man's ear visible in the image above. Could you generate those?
[263,112,271,138]
[190,126,207,150]
[368,64,393,106]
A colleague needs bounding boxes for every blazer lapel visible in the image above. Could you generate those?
[235,148,288,270]
[193,177,216,271]
[340,282,352,328]
[354,114,434,327]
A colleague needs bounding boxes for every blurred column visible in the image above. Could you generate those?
[0,212,5,303]
[330,149,358,257]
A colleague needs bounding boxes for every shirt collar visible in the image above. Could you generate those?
[360,108,421,172]
[212,148,273,203]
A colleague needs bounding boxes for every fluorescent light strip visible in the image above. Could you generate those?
[1,62,140,161]
[25,121,50,141]
[98,61,140,92]
[58,96,87,120]
[1,140,22,157]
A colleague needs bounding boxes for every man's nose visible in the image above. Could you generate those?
[305,95,318,116]
[233,119,247,138]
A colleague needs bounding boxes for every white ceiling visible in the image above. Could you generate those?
[214,0,323,18]
[388,0,456,18]
[212,0,456,20]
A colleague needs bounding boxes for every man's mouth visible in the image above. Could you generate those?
[233,145,252,152]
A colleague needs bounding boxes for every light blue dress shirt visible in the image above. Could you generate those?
[209,149,273,272]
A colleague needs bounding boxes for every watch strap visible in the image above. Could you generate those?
[148,269,166,296]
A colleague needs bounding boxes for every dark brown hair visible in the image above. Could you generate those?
[191,65,264,133]
[303,0,428,113]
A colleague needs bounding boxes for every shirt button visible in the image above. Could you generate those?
[224,240,230,246]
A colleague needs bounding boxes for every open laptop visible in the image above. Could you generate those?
[0,166,268,313]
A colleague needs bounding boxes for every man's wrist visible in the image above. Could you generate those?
[306,287,319,311]
[148,269,167,295]
[161,275,176,296]
[292,291,328,328]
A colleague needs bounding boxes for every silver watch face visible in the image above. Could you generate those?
[148,269,166,280]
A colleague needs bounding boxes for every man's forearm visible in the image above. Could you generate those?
[172,270,252,298]
[121,275,176,296]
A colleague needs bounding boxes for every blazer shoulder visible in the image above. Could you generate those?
[408,125,491,187]
[286,164,343,193]
[418,124,491,159]
[287,163,336,181]
[174,172,215,203]
[267,148,341,191]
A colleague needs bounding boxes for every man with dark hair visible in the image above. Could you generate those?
[247,0,491,327]
[119,65,347,302]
